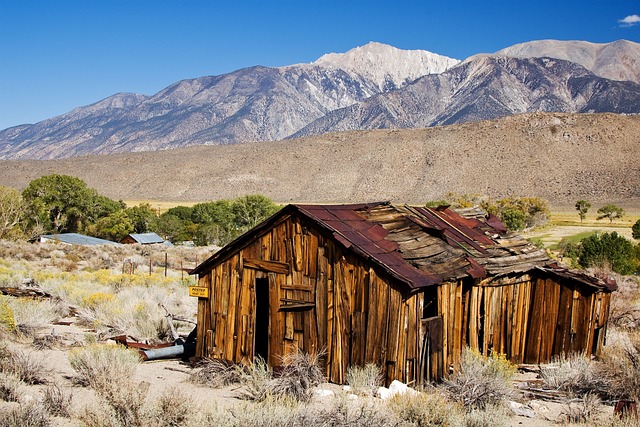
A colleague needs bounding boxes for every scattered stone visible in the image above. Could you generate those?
[315,389,334,397]
[509,401,535,418]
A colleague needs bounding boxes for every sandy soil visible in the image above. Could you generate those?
[0,319,621,427]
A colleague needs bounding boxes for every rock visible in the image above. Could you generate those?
[314,389,335,397]
[377,381,418,399]
[376,387,392,400]
[508,401,535,418]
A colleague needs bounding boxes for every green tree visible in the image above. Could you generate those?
[125,203,158,233]
[165,205,194,221]
[578,232,637,274]
[633,219,640,240]
[231,195,280,230]
[22,174,120,233]
[93,210,134,241]
[156,213,196,243]
[0,186,28,240]
[191,200,234,226]
[575,200,591,223]
[596,204,624,223]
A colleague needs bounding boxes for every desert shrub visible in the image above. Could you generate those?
[268,348,325,402]
[5,299,60,335]
[596,330,640,402]
[190,358,244,387]
[0,347,52,385]
[41,382,73,417]
[607,274,640,328]
[231,396,301,427]
[0,296,16,333]
[149,386,190,427]
[345,363,383,397]
[236,356,273,401]
[442,348,516,409]
[297,395,397,426]
[539,352,604,396]
[387,390,463,426]
[560,392,601,424]
[68,343,141,389]
[0,372,22,402]
[0,402,50,427]
[463,404,510,427]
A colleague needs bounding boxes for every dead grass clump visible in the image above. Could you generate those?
[237,356,273,401]
[0,403,50,427]
[0,347,52,385]
[269,348,325,402]
[190,358,244,387]
[0,372,22,402]
[560,392,601,424]
[442,347,516,409]
[345,363,383,397]
[41,382,73,417]
[232,396,301,427]
[387,389,463,426]
[539,352,603,396]
[463,404,510,427]
[149,386,190,427]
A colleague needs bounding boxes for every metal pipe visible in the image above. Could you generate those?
[141,345,184,361]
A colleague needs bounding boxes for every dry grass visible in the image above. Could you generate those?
[0,346,52,385]
[345,363,383,397]
[41,382,73,417]
[0,403,50,427]
[387,390,463,426]
[190,357,244,387]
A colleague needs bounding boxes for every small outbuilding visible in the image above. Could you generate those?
[191,202,616,385]
[121,232,172,246]
[40,233,120,246]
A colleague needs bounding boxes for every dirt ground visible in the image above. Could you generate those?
[0,318,621,427]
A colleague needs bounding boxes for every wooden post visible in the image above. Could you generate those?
[149,256,152,276]
[165,252,168,277]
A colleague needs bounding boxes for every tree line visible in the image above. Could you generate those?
[0,174,280,246]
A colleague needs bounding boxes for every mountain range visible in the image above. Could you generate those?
[1,39,639,160]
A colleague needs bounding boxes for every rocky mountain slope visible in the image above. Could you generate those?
[495,39,640,83]
[1,113,637,207]
[0,40,638,160]
[291,56,640,137]
[0,43,458,160]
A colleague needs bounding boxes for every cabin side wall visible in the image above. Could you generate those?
[195,213,425,385]
[435,275,612,371]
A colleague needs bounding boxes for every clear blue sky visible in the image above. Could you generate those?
[1,0,639,130]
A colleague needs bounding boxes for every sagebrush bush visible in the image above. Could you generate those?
[442,347,516,409]
[0,346,52,385]
[5,299,60,335]
[298,395,398,426]
[539,352,604,396]
[0,402,50,427]
[150,386,190,427]
[597,330,640,402]
[41,382,73,417]
[68,343,141,389]
[560,392,601,424]
[463,404,510,427]
[387,390,463,426]
[346,363,383,397]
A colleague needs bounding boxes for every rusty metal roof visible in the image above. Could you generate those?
[192,202,615,293]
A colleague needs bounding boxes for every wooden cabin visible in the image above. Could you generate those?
[191,202,616,385]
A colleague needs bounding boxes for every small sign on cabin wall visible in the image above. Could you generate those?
[189,286,209,298]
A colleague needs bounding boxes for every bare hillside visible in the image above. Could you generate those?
[0,112,638,206]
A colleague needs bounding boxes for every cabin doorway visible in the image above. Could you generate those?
[254,277,269,362]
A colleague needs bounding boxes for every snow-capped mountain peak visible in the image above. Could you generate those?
[312,41,460,89]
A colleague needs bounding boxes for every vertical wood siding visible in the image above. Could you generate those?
[195,213,612,385]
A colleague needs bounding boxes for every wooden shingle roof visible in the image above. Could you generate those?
[192,202,615,292]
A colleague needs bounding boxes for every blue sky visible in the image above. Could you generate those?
[1,1,639,130]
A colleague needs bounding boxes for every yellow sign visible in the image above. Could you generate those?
[189,286,209,298]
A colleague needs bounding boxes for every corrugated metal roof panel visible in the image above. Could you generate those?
[40,233,120,246]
